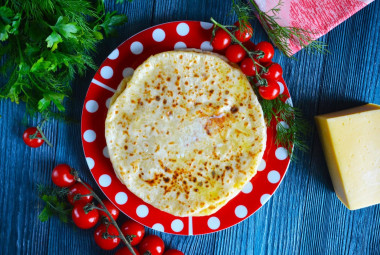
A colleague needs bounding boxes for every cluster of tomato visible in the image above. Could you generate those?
[51,164,184,255]
[211,21,283,100]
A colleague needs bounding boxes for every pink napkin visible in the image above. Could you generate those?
[253,0,374,55]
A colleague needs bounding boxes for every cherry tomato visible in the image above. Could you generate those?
[115,246,140,255]
[225,44,246,63]
[240,58,260,76]
[99,200,119,221]
[71,202,99,229]
[51,164,75,187]
[259,80,280,100]
[94,224,120,250]
[163,249,185,255]
[255,41,274,63]
[261,63,283,81]
[115,247,140,255]
[67,182,93,205]
[121,220,145,246]
[234,21,253,43]
[139,235,165,255]
[23,127,44,148]
[211,29,231,50]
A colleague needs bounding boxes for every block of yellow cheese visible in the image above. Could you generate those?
[315,103,380,210]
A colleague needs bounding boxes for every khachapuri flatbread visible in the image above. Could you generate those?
[105,50,266,216]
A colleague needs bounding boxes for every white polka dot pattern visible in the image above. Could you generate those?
[99,174,111,187]
[174,41,187,50]
[103,146,109,158]
[176,23,190,36]
[200,22,213,30]
[258,159,266,171]
[235,205,248,218]
[136,205,149,218]
[278,81,285,94]
[275,147,288,160]
[86,100,98,113]
[171,219,184,232]
[260,194,271,205]
[130,41,144,55]
[267,170,281,184]
[242,182,253,194]
[100,66,113,79]
[115,192,128,205]
[152,28,166,42]
[200,41,213,51]
[105,98,111,108]
[277,121,289,130]
[285,97,293,106]
[83,130,96,142]
[123,67,134,78]
[108,49,119,60]
[207,217,220,230]
[152,223,164,232]
[86,157,95,170]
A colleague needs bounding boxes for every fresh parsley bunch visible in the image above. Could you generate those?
[0,0,128,118]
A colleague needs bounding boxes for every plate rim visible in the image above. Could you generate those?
[81,20,292,235]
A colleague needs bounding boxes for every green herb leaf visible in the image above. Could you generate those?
[259,95,309,155]
[31,58,52,73]
[37,184,72,223]
[0,6,21,41]
[38,207,52,222]
[0,0,129,120]
[52,16,79,39]
[46,31,63,50]
[99,11,128,37]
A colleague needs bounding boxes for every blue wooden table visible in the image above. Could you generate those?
[1,1,379,254]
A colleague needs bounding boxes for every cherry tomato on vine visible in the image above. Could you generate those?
[99,200,119,221]
[211,29,231,50]
[255,41,274,63]
[234,21,253,43]
[94,224,120,250]
[240,58,260,76]
[225,44,246,63]
[121,220,145,246]
[139,235,165,255]
[72,202,99,229]
[67,182,93,205]
[115,247,140,255]
[51,164,75,187]
[261,63,283,81]
[259,80,280,100]
[163,249,185,255]
[23,127,44,148]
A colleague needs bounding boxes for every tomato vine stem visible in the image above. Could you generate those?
[76,178,136,255]
[210,17,266,85]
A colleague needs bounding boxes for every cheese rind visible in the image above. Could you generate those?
[315,103,380,210]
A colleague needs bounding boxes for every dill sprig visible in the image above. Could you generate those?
[0,0,128,119]
[259,95,309,154]
[231,0,254,29]
[37,184,72,222]
[239,0,328,57]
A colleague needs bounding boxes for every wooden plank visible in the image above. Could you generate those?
[0,0,379,254]
[299,1,380,255]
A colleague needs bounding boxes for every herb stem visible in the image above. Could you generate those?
[15,37,24,63]
[77,179,136,255]
[45,200,71,215]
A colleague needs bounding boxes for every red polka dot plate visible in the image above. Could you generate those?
[81,21,292,235]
